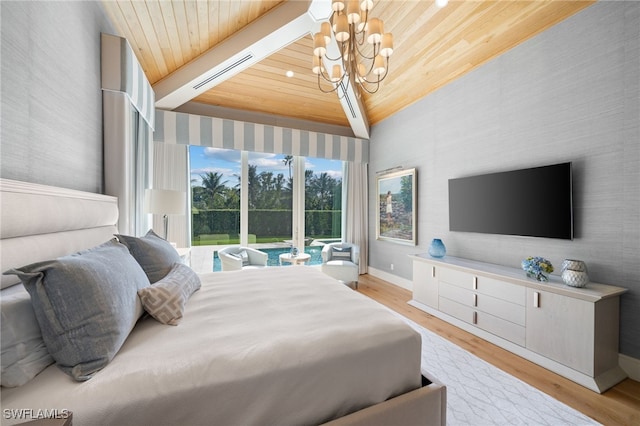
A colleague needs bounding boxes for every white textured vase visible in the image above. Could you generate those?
[561,259,589,287]
[561,259,588,273]
[561,269,590,288]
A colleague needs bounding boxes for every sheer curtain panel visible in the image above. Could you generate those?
[343,161,368,274]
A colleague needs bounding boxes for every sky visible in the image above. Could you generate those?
[378,177,402,195]
[189,146,343,187]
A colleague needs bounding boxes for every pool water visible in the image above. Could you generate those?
[213,246,323,271]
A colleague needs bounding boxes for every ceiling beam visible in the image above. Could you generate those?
[153,0,370,140]
[154,1,312,110]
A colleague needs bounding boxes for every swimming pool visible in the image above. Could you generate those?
[213,246,323,271]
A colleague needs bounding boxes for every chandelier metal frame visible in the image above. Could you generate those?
[312,0,394,97]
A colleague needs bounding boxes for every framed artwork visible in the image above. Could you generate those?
[376,168,417,245]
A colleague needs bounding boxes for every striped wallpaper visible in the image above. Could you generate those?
[101,33,155,129]
[154,110,370,163]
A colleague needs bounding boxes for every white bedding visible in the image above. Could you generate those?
[1,266,422,426]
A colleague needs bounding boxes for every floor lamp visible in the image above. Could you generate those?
[145,188,185,240]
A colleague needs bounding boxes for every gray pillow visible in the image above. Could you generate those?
[0,284,54,387]
[138,263,201,325]
[238,250,249,266]
[116,230,181,283]
[331,246,352,260]
[4,239,149,381]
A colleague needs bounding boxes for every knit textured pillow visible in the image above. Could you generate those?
[138,263,201,325]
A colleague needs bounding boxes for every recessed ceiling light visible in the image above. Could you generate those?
[286,70,294,78]
[436,0,448,8]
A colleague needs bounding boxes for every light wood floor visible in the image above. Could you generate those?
[356,273,640,426]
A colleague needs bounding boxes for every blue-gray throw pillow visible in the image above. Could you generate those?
[331,246,352,260]
[4,239,149,381]
[116,230,181,283]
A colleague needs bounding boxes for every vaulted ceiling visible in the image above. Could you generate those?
[102,0,594,138]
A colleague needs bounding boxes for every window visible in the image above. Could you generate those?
[247,152,293,245]
[190,146,241,245]
[305,157,342,243]
[189,146,343,249]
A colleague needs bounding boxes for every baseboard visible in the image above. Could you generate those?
[367,267,412,291]
[619,353,640,382]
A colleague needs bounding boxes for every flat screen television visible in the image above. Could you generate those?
[448,162,573,240]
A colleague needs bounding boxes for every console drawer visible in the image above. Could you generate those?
[477,310,525,346]
[439,282,525,325]
[439,281,474,306]
[439,267,475,290]
[439,296,474,323]
[477,276,525,305]
[439,297,525,346]
[439,268,525,306]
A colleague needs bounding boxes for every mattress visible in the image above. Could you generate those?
[1,266,422,426]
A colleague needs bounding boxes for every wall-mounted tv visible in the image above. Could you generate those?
[448,162,573,240]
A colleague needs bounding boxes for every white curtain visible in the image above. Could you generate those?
[343,161,368,274]
[133,110,152,236]
[151,141,189,247]
[103,91,150,236]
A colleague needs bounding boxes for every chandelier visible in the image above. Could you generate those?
[312,0,394,95]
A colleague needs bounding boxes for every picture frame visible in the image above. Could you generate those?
[376,168,417,245]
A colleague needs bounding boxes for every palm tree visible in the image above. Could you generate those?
[309,172,335,210]
[283,155,293,181]
[247,164,259,209]
[200,172,228,208]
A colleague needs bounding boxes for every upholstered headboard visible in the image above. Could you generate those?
[0,179,118,289]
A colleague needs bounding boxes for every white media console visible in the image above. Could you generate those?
[409,254,628,393]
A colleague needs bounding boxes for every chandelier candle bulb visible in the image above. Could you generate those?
[332,65,342,82]
[360,0,373,10]
[321,22,332,44]
[334,14,350,41]
[347,1,361,24]
[313,33,327,56]
[332,0,345,12]
[380,33,394,57]
[367,18,383,44]
[373,55,386,75]
[312,56,323,74]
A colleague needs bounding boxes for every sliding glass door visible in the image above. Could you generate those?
[304,158,342,243]
[190,147,241,246]
[247,152,293,246]
[189,146,342,253]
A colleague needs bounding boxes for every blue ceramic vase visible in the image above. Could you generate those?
[428,238,446,258]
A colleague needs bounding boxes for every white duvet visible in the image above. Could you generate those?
[1,267,422,426]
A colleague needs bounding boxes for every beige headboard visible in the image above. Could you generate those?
[0,179,119,289]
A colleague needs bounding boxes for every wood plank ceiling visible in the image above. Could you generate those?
[102,0,594,136]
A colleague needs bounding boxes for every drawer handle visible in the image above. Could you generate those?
[473,294,478,307]
[533,291,540,308]
[432,266,436,278]
[473,311,478,324]
[473,276,478,290]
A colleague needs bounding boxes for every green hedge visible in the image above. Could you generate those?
[192,209,341,243]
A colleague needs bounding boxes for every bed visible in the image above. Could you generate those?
[0,178,446,426]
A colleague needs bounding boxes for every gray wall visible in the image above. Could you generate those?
[369,1,640,359]
[1,1,113,192]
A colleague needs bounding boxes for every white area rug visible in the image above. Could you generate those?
[391,311,601,426]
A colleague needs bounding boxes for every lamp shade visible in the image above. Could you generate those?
[145,189,185,215]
